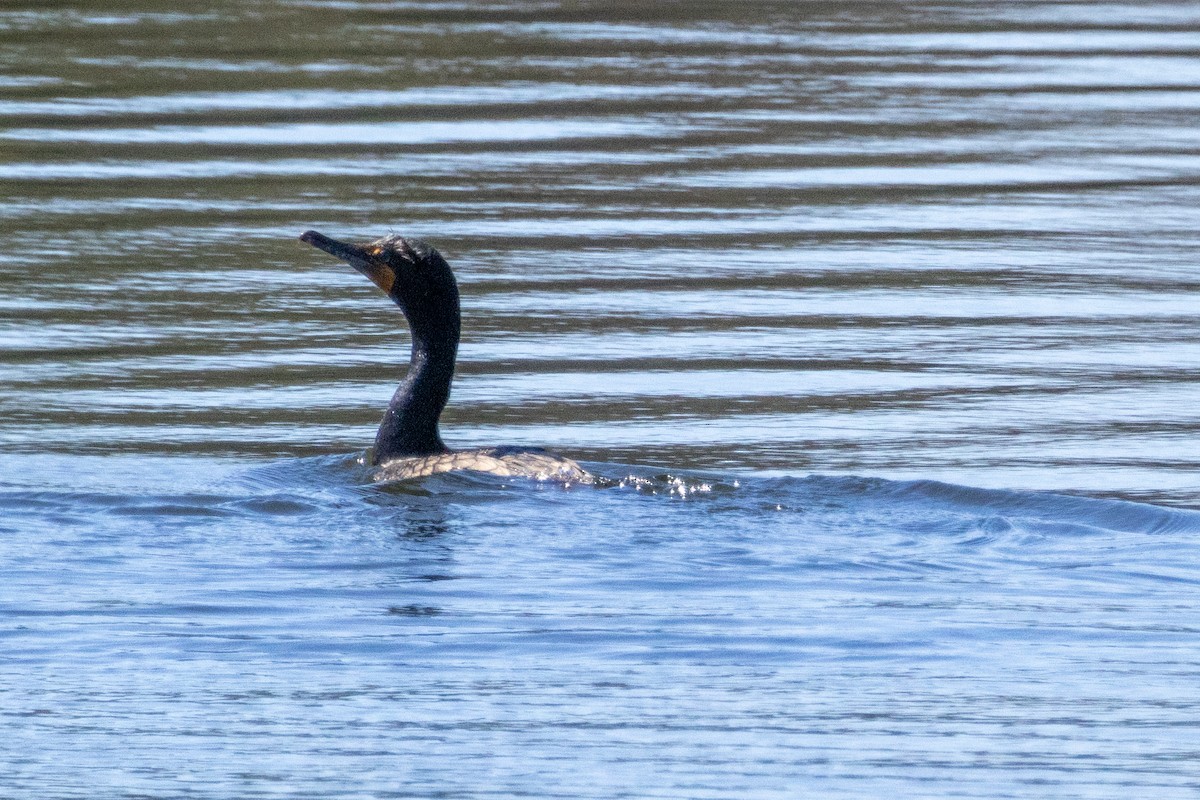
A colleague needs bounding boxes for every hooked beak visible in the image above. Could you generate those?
[300,230,395,294]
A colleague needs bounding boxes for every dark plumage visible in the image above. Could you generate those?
[300,230,590,483]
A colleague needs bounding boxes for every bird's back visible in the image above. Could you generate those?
[375,446,591,483]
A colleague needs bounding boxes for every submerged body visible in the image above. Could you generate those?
[376,446,591,483]
[300,230,590,484]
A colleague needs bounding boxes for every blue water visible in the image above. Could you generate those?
[5,453,1200,797]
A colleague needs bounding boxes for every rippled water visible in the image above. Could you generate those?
[3,2,1200,797]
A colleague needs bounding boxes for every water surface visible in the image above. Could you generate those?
[3,1,1200,797]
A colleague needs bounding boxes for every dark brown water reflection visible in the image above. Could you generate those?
[3,1,1200,500]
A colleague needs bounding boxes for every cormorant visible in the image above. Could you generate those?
[300,230,590,483]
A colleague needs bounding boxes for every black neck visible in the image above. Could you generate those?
[372,330,457,464]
